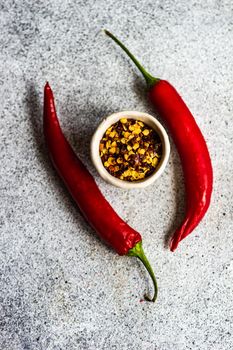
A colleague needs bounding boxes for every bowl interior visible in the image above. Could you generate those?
[91,111,170,189]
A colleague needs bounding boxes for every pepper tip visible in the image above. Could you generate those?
[102,29,109,36]
[44,82,52,94]
[144,293,156,303]
[169,238,178,252]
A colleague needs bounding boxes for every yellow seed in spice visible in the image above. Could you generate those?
[106,140,111,149]
[124,154,129,160]
[127,145,132,151]
[133,143,140,150]
[144,142,149,148]
[146,157,152,164]
[114,166,120,172]
[148,151,155,158]
[108,157,116,165]
[131,170,136,177]
[117,157,123,164]
[109,147,116,154]
[116,147,120,154]
[138,148,145,155]
[111,141,117,147]
[104,161,109,167]
[133,128,141,134]
[121,138,126,144]
[133,172,144,180]
[124,169,131,177]
[138,121,144,127]
[109,131,116,138]
[129,125,135,131]
[128,150,135,156]
[120,118,127,124]
[152,158,159,167]
[143,129,150,136]
[134,123,140,128]
[124,131,130,138]
[106,126,112,135]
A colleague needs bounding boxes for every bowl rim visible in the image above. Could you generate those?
[90,111,170,189]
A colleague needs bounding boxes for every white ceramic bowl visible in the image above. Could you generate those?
[91,111,170,189]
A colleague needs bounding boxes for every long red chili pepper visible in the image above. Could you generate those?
[43,82,158,301]
[105,30,213,251]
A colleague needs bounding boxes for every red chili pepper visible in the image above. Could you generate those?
[43,82,158,301]
[105,30,213,251]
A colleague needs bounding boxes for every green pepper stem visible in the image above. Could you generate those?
[104,30,159,88]
[128,241,158,302]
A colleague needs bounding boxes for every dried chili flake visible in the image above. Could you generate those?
[99,118,162,182]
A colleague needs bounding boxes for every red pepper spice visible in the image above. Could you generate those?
[43,82,158,301]
[105,30,213,251]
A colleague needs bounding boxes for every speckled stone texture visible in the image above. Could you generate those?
[0,0,232,349]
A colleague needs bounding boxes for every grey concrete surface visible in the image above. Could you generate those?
[0,1,232,349]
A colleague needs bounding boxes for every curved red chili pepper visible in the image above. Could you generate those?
[43,82,158,301]
[105,30,213,251]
